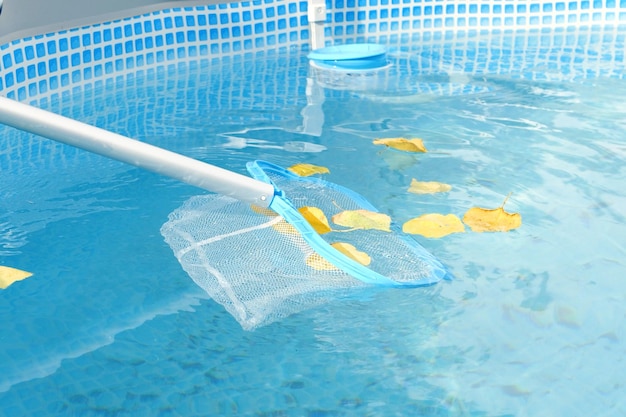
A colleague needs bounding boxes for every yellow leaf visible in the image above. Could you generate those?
[407,178,452,194]
[251,205,299,235]
[272,219,299,235]
[373,137,427,153]
[250,205,300,234]
[305,242,371,270]
[0,266,33,289]
[288,163,330,177]
[299,206,332,234]
[462,194,522,233]
[250,204,278,216]
[402,214,465,238]
[331,242,371,266]
[332,210,391,232]
[306,253,337,270]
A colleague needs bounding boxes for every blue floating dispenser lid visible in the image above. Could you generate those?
[307,43,387,70]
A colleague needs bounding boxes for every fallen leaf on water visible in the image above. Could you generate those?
[288,163,330,176]
[407,178,452,194]
[332,210,391,232]
[306,242,371,270]
[299,206,332,234]
[373,137,427,153]
[462,194,522,232]
[0,266,33,289]
[402,214,465,238]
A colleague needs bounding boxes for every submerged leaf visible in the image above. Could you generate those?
[462,194,522,232]
[250,204,278,216]
[380,152,419,171]
[288,163,330,176]
[407,178,452,194]
[331,242,371,266]
[306,242,371,271]
[0,266,33,289]
[272,219,299,235]
[306,253,337,271]
[332,210,391,232]
[251,205,300,235]
[373,137,427,153]
[299,206,332,234]
[402,214,465,238]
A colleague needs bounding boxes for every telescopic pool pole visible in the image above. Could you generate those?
[0,95,276,207]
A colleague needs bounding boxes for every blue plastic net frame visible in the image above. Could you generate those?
[247,160,450,287]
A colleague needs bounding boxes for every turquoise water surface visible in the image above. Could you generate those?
[1,27,626,416]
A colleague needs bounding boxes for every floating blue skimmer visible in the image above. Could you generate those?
[308,43,388,70]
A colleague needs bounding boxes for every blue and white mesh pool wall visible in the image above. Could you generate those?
[0,1,311,102]
[2,0,626,104]
[326,0,626,42]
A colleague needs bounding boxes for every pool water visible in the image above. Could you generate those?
[1,27,626,416]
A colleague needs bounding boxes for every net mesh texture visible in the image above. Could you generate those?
[252,161,448,286]
[161,162,447,330]
[161,195,367,330]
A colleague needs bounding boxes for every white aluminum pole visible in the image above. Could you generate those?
[0,96,276,207]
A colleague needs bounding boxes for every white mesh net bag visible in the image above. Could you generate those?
[160,194,367,330]
[161,160,449,330]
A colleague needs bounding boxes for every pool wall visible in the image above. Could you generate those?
[0,0,625,103]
